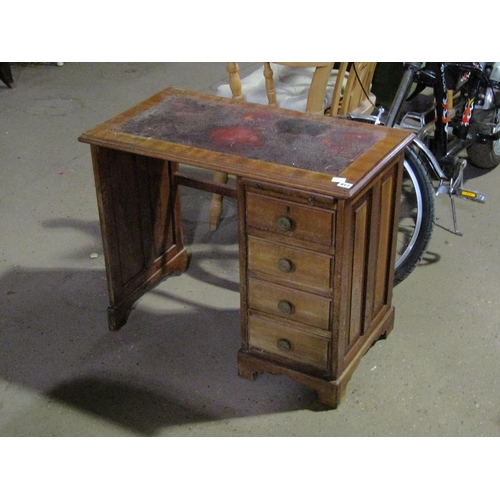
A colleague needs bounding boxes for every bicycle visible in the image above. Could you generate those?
[350,62,500,284]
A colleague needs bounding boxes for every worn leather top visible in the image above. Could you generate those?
[114,93,385,177]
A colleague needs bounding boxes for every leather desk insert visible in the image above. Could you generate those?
[78,87,413,408]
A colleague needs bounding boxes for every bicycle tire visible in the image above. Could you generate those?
[394,147,435,285]
[467,107,500,169]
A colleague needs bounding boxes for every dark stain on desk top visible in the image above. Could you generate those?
[114,94,386,177]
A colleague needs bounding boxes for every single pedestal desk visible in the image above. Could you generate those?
[79,87,413,408]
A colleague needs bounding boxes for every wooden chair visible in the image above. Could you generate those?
[209,62,378,230]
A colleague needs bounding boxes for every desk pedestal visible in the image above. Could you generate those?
[236,167,400,408]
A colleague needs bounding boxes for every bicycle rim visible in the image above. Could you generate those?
[394,146,435,285]
[396,157,423,269]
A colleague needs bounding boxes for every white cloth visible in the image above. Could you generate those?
[216,64,346,112]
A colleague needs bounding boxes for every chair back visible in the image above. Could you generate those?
[219,62,377,116]
[328,62,377,116]
[262,62,335,114]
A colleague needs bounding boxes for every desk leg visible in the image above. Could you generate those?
[91,146,188,330]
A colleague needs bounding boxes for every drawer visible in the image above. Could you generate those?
[248,279,331,330]
[248,315,329,371]
[246,192,334,246]
[247,237,333,292]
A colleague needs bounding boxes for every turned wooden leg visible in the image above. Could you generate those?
[209,171,229,231]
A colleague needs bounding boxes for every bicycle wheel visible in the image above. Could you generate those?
[394,147,435,285]
[467,107,500,169]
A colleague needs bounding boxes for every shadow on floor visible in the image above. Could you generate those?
[0,263,320,436]
[48,376,220,435]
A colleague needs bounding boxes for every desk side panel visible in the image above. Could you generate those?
[91,146,187,329]
[335,156,401,374]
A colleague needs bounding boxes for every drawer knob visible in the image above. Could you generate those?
[277,300,293,314]
[277,258,292,273]
[277,338,291,352]
[277,216,292,231]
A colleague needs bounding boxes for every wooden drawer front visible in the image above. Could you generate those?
[246,192,334,246]
[248,279,331,330]
[248,237,332,292]
[248,315,329,371]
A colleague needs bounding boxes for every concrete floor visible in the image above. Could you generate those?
[1,62,499,437]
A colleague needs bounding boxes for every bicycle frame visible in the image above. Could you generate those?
[379,62,490,234]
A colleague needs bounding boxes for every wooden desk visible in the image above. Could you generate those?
[79,87,413,408]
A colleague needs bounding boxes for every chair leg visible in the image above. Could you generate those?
[209,171,229,231]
